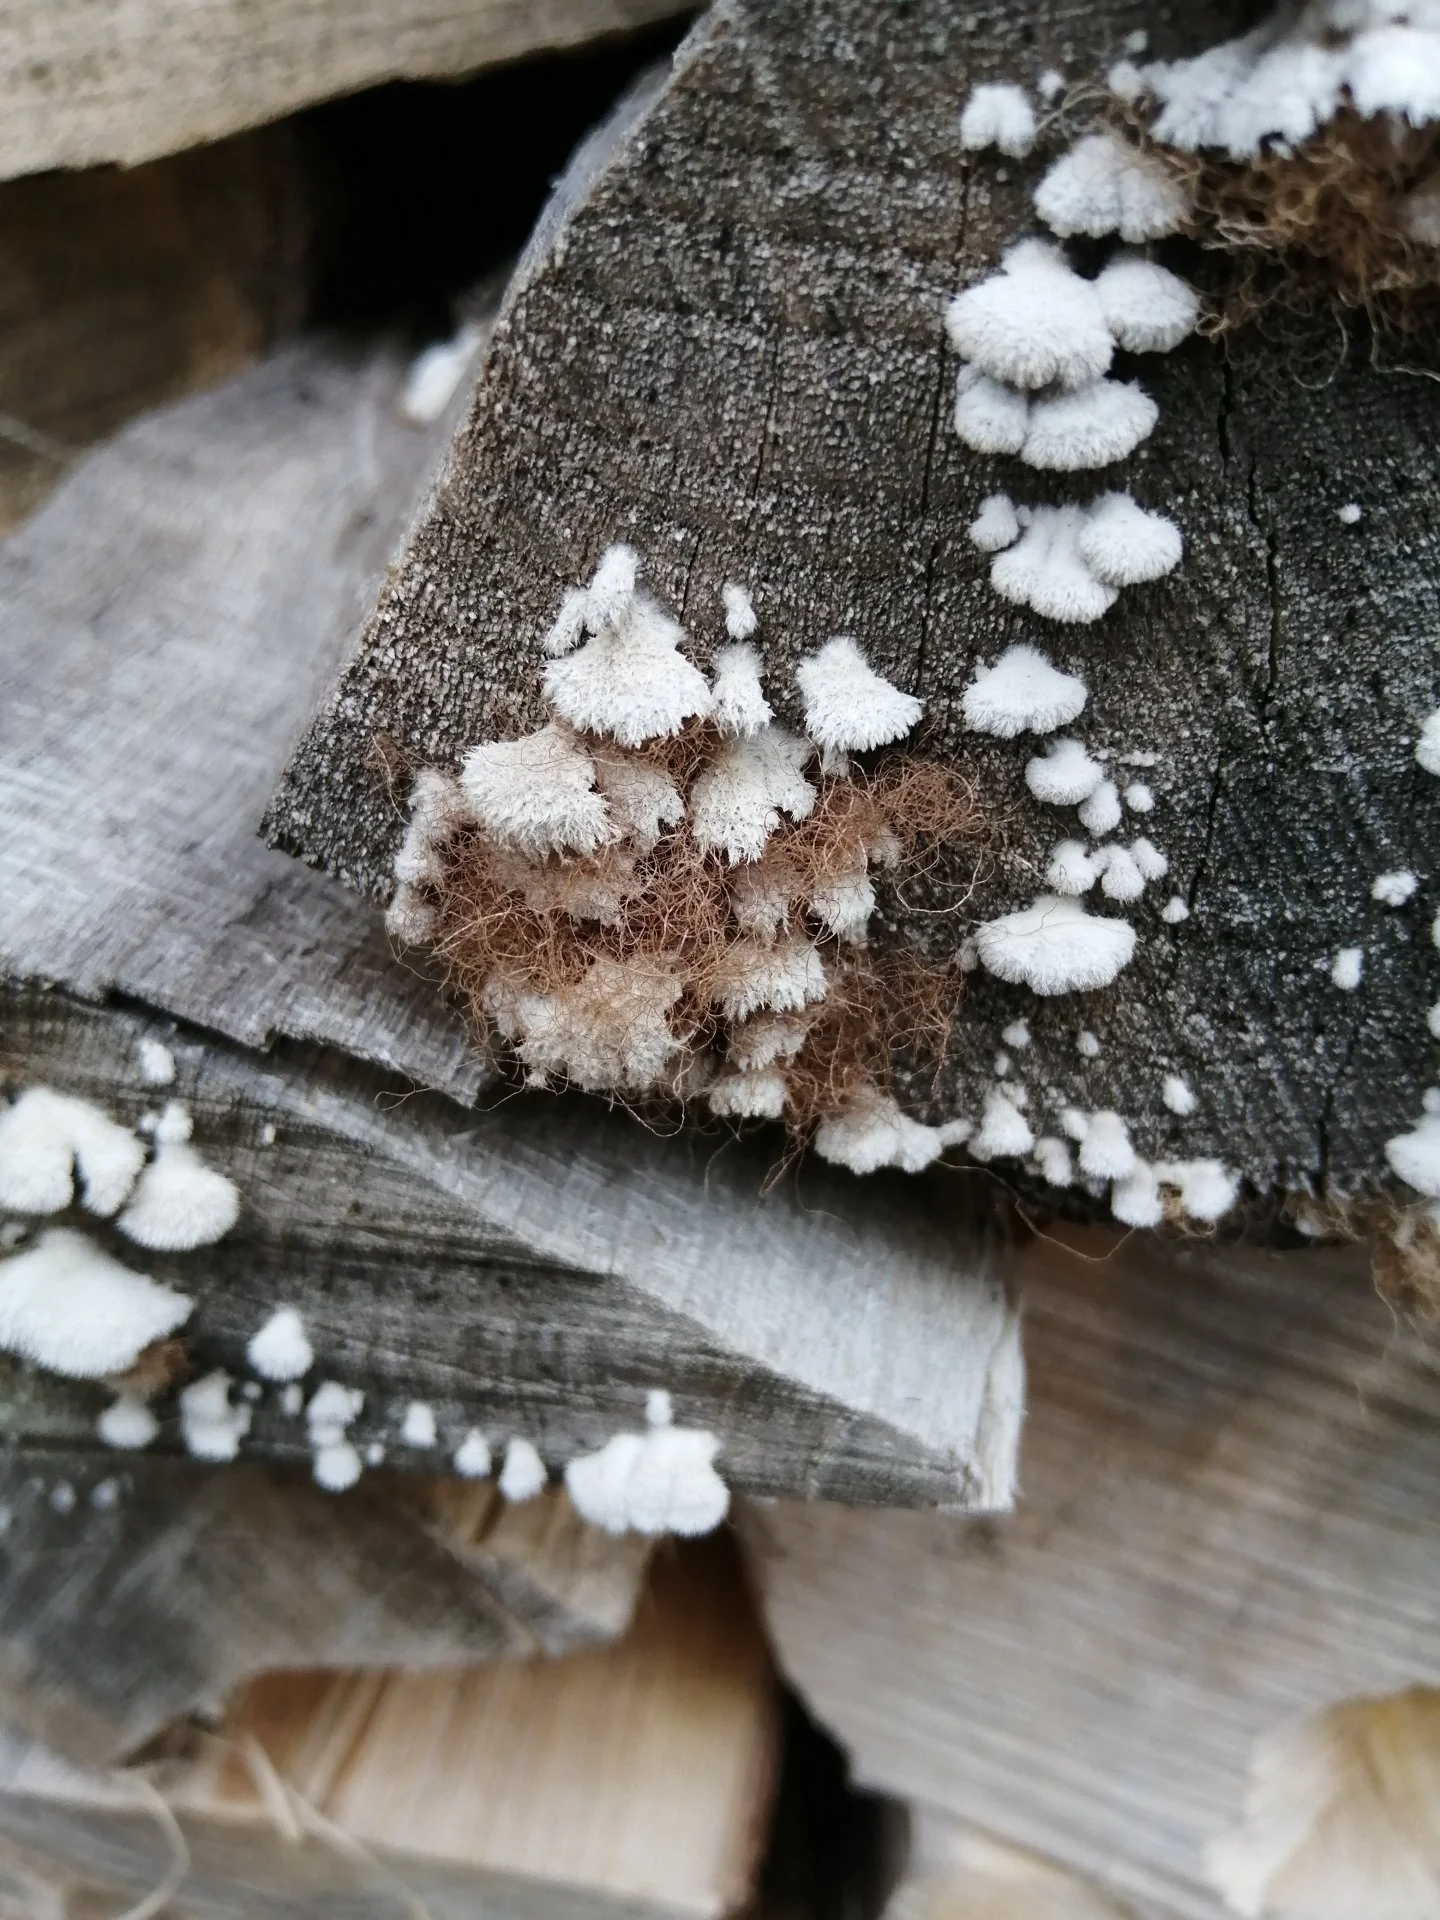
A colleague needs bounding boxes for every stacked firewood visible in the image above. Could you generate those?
[0,4,1437,1918]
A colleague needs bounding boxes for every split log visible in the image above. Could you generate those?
[738,1230,1440,1920]
[0,1534,778,1920]
[0,128,311,531]
[268,0,1440,1209]
[0,1455,647,1766]
[0,0,688,180]
[0,340,1022,1509]
[2,982,1020,1511]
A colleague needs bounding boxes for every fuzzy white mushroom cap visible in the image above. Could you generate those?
[566,1393,729,1537]
[499,1437,548,1502]
[1348,23,1440,124]
[313,1441,363,1492]
[1078,1110,1137,1180]
[712,937,828,1022]
[727,1012,810,1072]
[0,1089,147,1217]
[1034,131,1191,242]
[1111,1160,1163,1227]
[1077,493,1184,586]
[401,1401,438,1447]
[461,722,613,859]
[1021,379,1158,472]
[959,82,1038,157]
[1078,779,1123,837]
[1387,1112,1440,1195]
[945,240,1115,392]
[543,595,713,746]
[690,725,815,864]
[968,493,1022,553]
[1026,736,1106,806]
[721,582,758,641]
[709,642,772,737]
[962,644,1087,738]
[1046,839,1100,895]
[137,1040,176,1088]
[98,1393,159,1451]
[181,1370,251,1462]
[117,1141,239,1252]
[1154,1157,1240,1223]
[1032,1136,1074,1187]
[246,1306,313,1382]
[1372,869,1418,906]
[1163,1073,1198,1116]
[593,751,684,852]
[1161,894,1190,924]
[453,1428,492,1478]
[970,1090,1036,1161]
[1094,843,1146,902]
[707,1068,789,1120]
[1331,946,1364,991]
[1094,253,1201,353]
[953,366,1031,454]
[809,870,876,944]
[812,1089,965,1176]
[974,894,1137,995]
[991,506,1119,624]
[1416,709,1440,775]
[486,958,685,1093]
[796,636,923,755]
[0,1229,192,1377]
[1131,837,1169,880]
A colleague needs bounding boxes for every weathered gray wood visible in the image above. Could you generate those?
[0,1535,778,1920]
[0,1452,641,1767]
[2,985,1022,1513]
[738,1231,1440,1920]
[0,340,481,1099]
[268,0,1440,1205]
[0,0,688,180]
[0,127,311,531]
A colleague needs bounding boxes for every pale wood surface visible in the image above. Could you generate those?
[3,985,1022,1514]
[0,0,688,180]
[0,340,482,1099]
[0,1536,777,1920]
[0,1455,649,1767]
[270,0,1440,1203]
[740,1231,1440,1920]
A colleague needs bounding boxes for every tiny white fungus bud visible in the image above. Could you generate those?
[246,1306,312,1382]
[1372,870,1418,907]
[453,1429,493,1478]
[1096,843,1146,902]
[1078,1110,1137,1180]
[1130,837,1168,880]
[1111,1160,1163,1227]
[1076,1031,1102,1059]
[1337,502,1362,526]
[1002,1020,1032,1049]
[721,583,758,641]
[98,1393,159,1451]
[400,319,485,425]
[1032,1136,1074,1186]
[1078,779,1123,837]
[499,1437,548,1502]
[180,1370,251,1462]
[1125,783,1155,814]
[1416,710,1440,775]
[313,1441,363,1493]
[1161,895,1190,924]
[968,493,1022,553]
[1163,1074,1197,1116]
[401,1401,438,1448]
[959,82,1038,158]
[1331,947,1364,991]
[971,1090,1035,1161]
[137,1040,176,1088]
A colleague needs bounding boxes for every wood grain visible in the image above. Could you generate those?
[0,1454,649,1767]
[739,1230,1440,1920]
[0,0,688,180]
[0,1535,777,1920]
[0,339,482,1099]
[1,986,1022,1513]
[268,0,1440,1203]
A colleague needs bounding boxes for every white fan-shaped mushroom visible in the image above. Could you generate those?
[946,240,1114,392]
[974,895,1137,994]
[461,722,614,858]
[1034,131,1191,242]
[543,596,713,746]
[796,637,923,756]
[117,1141,240,1252]
[690,726,815,864]
[1094,253,1200,353]
[962,645,1087,738]
[0,1229,192,1378]
[959,82,1037,158]
[1077,493,1184,586]
[1021,380,1158,471]
[1026,737,1105,806]
[953,366,1031,454]
[709,642,772,737]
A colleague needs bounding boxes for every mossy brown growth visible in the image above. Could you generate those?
[400,718,989,1135]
